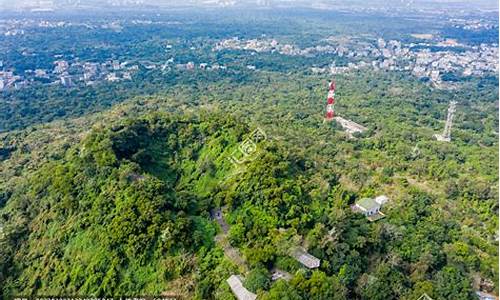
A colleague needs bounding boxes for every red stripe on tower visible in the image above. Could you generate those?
[325,80,336,121]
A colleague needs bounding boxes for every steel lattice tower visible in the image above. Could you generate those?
[434,101,457,142]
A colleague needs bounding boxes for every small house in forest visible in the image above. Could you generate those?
[355,198,381,216]
[475,291,498,300]
[352,195,389,221]
[291,248,321,269]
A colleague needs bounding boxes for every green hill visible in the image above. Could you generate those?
[0,71,497,299]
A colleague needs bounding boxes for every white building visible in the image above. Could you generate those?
[355,198,381,216]
[54,60,69,74]
[292,248,320,269]
[476,291,497,300]
[60,75,73,87]
[430,70,440,82]
[106,73,120,82]
[226,275,257,300]
[353,195,389,218]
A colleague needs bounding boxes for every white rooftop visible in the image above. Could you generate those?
[292,248,320,269]
[334,116,367,137]
[226,275,257,300]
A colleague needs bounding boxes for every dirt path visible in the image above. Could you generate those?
[211,208,248,273]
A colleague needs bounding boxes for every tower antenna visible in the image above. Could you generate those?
[325,80,335,121]
[434,101,457,142]
[324,79,367,138]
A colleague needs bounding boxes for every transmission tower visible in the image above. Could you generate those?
[434,101,457,142]
[325,80,335,121]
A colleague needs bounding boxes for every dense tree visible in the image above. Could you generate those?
[245,267,271,293]
[434,266,474,300]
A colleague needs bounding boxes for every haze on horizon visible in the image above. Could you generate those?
[0,0,498,11]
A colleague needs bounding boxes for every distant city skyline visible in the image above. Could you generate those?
[0,0,498,10]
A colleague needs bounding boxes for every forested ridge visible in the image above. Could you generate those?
[0,5,498,298]
[0,67,497,299]
[1,113,245,296]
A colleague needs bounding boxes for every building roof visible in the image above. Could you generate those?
[292,248,321,269]
[334,116,367,133]
[476,291,498,300]
[356,198,380,211]
[271,269,292,281]
[375,195,389,205]
[226,275,257,300]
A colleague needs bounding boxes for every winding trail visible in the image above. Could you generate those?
[211,208,249,273]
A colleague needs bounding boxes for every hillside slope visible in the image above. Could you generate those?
[0,70,498,298]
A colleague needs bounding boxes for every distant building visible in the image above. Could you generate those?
[60,75,73,87]
[123,72,132,80]
[291,248,320,269]
[463,68,473,76]
[106,73,120,82]
[311,67,327,74]
[226,275,257,300]
[412,66,427,77]
[83,72,93,81]
[54,60,69,74]
[430,70,440,82]
[352,195,389,221]
[475,291,497,300]
[35,69,48,78]
[439,39,459,47]
[334,116,367,138]
[14,81,28,89]
[112,60,121,71]
[377,38,386,49]
[382,49,391,58]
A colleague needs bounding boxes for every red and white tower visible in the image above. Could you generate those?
[325,80,336,121]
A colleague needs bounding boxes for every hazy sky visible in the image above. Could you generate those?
[0,0,498,10]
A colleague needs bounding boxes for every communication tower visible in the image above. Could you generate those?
[434,101,457,142]
[325,80,335,121]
